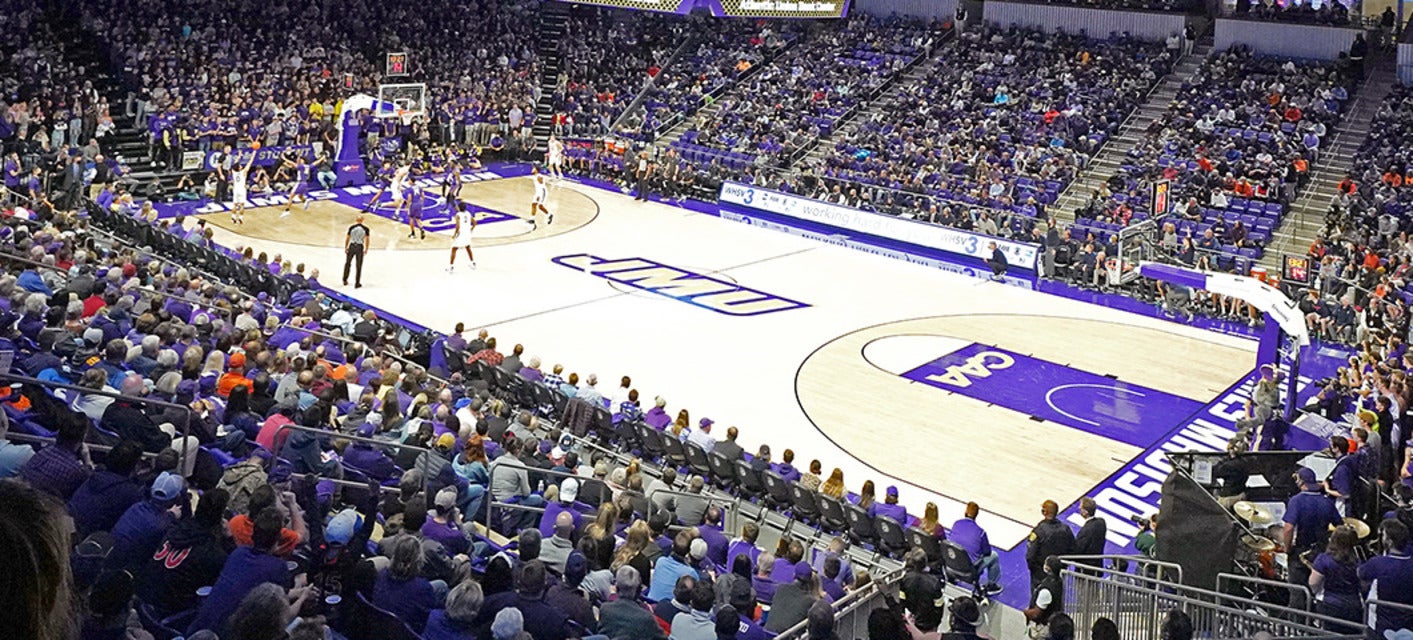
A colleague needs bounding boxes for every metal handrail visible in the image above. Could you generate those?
[379,350,450,387]
[0,248,238,319]
[645,486,741,534]
[1060,565,1364,640]
[0,371,194,469]
[483,463,608,529]
[1216,571,1314,611]
[277,322,372,351]
[270,422,433,492]
[774,566,906,640]
[1059,554,1186,584]
[1367,598,1413,632]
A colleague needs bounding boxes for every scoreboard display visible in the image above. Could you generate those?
[556,0,850,18]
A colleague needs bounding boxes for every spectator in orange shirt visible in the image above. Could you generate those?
[1337,176,1357,195]
[226,484,305,557]
[216,352,252,397]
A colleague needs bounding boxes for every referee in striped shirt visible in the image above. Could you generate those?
[344,215,370,288]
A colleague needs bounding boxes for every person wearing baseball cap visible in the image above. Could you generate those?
[688,417,716,453]
[413,432,459,481]
[874,485,908,524]
[765,560,818,633]
[343,420,397,482]
[216,351,251,397]
[1282,465,1342,607]
[107,471,186,571]
[537,477,582,539]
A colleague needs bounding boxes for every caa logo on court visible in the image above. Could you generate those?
[923,350,1014,388]
[552,254,808,317]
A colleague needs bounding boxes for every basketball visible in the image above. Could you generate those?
[250,141,261,150]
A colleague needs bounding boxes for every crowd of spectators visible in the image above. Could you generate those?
[820,24,1173,225]
[1070,46,1353,276]
[0,164,1024,640]
[0,8,115,174]
[1288,82,1413,345]
[1229,0,1354,26]
[548,8,682,138]
[673,15,944,170]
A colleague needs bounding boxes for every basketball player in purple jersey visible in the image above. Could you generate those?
[407,182,427,239]
[280,152,322,217]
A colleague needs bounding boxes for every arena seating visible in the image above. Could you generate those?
[614,18,805,142]
[819,24,1174,222]
[1230,0,1354,25]
[673,14,943,170]
[549,8,682,138]
[1073,46,1355,275]
[0,191,984,639]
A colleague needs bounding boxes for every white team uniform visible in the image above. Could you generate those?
[391,167,410,201]
[533,175,548,205]
[231,168,249,204]
[548,140,563,168]
[451,210,474,248]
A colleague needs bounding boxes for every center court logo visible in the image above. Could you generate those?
[552,254,808,316]
[922,350,1014,388]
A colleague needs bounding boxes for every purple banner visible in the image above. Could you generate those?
[902,343,1203,449]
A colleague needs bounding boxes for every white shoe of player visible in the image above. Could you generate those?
[470,262,477,270]
[446,265,455,273]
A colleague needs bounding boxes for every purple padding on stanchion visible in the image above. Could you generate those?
[1139,262,1208,290]
[902,343,1204,448]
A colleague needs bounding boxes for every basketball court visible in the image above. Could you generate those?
[189,173,1259,552]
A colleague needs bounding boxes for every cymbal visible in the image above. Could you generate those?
[1335,517,1371,539]
[1233,501,1273,523]
[1241,534,1277,552]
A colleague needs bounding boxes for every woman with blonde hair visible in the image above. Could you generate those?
[820,468,846,499]
[202,349,227,375]
[612,520,655,585]
[919,502,945,538]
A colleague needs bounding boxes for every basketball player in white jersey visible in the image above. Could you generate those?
[547,135,565,180]
[388,160,412,219]
[530,166,553,228]
[447,199,476,272]
[229,150,255,225]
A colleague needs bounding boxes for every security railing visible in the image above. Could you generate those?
[1058,556,1364,640]
[774,567,905,640]
[271,422,434,492]
[0,371,196,468]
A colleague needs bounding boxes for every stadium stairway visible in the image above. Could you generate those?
[1258,53,1397,270]
[1049,36,1214,226]
[40,5,164,188]
[604,34,703,134]
[650,28,811,150]
[794,40,950,172]
[531,1,574,156]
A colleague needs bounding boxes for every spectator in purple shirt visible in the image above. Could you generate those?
[726,522,762,571]
[373,535,442,633]
[950,501,1002,593]
[873,485,909,524]
[519,356,545,382]
[67,439,146,539]
[644,396,671,429]
[19,408,92,501]
[752,553,778,605]
[188,508,291,637]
